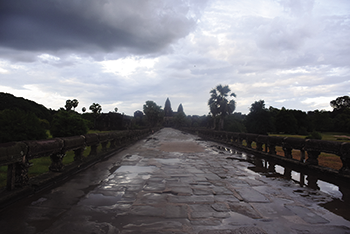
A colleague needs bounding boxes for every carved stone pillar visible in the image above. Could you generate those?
[15,161,30,187]
[340,143,350,175]
[269,145,276,155]
[256,142,263,151]
[49,152,65,172]
[246,140,252,148]
[74,148,84,162]
[7,163,16,190]
[267,161,276,172]
[89,144,98,156]
[284,168,292,180]
[101,141,108,151]
[307,175,320,190]
[109,139,117,149]
[7,160,30,190]
[305,151,320,166]
[300,150,306,163]
[283,145,293,159]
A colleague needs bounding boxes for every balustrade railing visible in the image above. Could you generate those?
[0,129,153,191]
[182,128,350,176]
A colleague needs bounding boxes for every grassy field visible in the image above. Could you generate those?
[267,132,349,170]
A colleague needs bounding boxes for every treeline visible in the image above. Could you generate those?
[1,92,349,143]
[0,93,128,143]
[180,98,350,137]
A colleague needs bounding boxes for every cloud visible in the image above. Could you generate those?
[0,0,349,117]
[0,0,206,61]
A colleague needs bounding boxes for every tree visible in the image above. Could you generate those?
[275,107,298,134]
[208,84,236,130]
[0,92,52,121]
[143,101,163,127]
[114,107,118,113]
[82,107,86,113]
[0,109,47,143]
[50,110,88,137]
[65,100,73,111]
[71,99,79,110]
[133,110,145,127]
[330,96,350,111]
[89,103,102,114]
[245,100,274,135]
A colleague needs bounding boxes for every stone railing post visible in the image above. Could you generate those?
[268,136,283,155]
[85,133,99,156]
[340,143,350,175]
[282,138,293,159]
[0,142,28,190]
[284,137,306,161]
[49,152,65,172]
[304,140,320,166]
[74,148,84,162]
[268,161,276,173]
[61,136,86,163]
[305,151,320,165]
[257,135,268,152]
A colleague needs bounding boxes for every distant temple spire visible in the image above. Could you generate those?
[164,98,173,117]
[177,103,185,115]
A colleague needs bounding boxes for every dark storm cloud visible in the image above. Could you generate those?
[0,0,200,57]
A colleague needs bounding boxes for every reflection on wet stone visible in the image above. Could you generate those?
[2,128,350,234]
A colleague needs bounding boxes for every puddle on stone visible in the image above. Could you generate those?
[114,166,157,181]
[155,158,181,165]
[225,146,350,221]
[80,193,124,206]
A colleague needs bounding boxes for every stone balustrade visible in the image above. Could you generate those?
[0,129,153,191]
[182,128,350,177]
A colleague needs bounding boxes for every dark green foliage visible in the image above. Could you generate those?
[0,109,48,143]
[330,96,350,111]
[143,101,163,127]
[81,113,95,129]
[208,84,236,130]
[89,103,102,114]
[245,100,274,135]
[133,110,145,128]
[275,108,298,134]
[308,110,333,132]
[224,115,246,132]
[185,115,210,128]
[50,110,88,137]
[332,109,350,132]
[174,111,187,127]
[306,131,322,140]
[0,92,51,121]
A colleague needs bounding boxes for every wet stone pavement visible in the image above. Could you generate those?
[1,128,350,233]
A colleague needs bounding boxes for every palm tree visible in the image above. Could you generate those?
[208,84,236,130]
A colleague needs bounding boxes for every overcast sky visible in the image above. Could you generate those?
[1,0,349,116]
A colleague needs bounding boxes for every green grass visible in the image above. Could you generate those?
[0,129,114,189]
[0,144,105,189]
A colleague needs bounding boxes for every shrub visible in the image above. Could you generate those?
[0,109,47,143]
[305,131,322,140]
[50,110,88,137]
